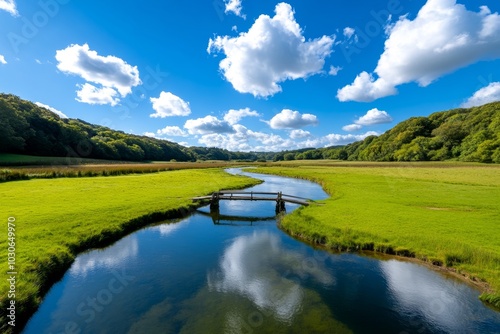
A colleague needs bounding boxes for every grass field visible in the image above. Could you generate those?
[0,168,260,332]
[0,153,248,182]
[251,162,500,308]
[0,153,131,166]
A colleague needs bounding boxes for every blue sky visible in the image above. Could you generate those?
[1,0,500,151]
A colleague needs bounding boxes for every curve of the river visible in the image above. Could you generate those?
[23,168,500,333]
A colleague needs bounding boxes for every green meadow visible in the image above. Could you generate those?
[251,162,500,308]
[0,168,260,330]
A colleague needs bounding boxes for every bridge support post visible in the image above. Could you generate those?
[210,192,220,211]
[276,192,286,213]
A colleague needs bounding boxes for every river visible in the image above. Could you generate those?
[23,168,500,333]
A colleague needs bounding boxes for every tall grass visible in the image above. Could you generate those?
[251,163,500,309]
[0,161,247,183]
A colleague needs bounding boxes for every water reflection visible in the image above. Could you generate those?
[381,260,499,332]
[71,235,138,277]
[197,208,276,225]
[208,231,334,322]
[152,220,187,236]
[22,169,500,334]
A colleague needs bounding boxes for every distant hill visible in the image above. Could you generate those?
[1,93,499,163]
[0,93,198,162]
[279,102,499,163]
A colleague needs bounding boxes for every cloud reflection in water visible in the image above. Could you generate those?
[208,231,334,322]
[70,235,138,277]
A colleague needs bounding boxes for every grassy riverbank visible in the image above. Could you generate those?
[0,168,260,332]
[251,162,500,308]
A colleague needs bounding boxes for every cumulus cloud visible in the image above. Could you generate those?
[461,82,500,107]
[355,108,393,125]
[324,131,379,146]
[194,122,376,152]
[289,129,311,139]
[223,108,260,125]
[342,108,392,132]
[269,109,318,129]
[143,132,156,138]
[76,83,120,106]
[328,65,342,76]
[56,44,141,105]
[157,126,188,137]
[342,124,363,132]
[208,2,335,97]
[343,27,355,39]
[0,55,6,64]
[0,0,18,16]
[150,92,191,118]
[184,115,235,135]
[225,0,245,19]
[338,0,500,102]
[337,72,396,102]
[35,102,68,118]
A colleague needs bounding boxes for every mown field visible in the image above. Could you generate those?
[251,162,500,308]
[0,168,260,332]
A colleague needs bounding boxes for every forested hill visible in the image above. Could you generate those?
[0,93,197,162]
[1,93,499,163]
[302,101,499,163]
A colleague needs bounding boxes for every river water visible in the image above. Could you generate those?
[23,169,500,333]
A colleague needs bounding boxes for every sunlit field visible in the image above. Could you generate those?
[0,168,259,331]
[251,162,500,308]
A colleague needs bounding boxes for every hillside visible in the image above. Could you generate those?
[0,93,197,162]
[1,93,499,163]
[279,102,499,163]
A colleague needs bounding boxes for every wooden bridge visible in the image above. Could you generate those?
[192,190,311,213]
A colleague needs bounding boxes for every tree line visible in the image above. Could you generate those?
[274,102,500,164]
[1,93,499,163]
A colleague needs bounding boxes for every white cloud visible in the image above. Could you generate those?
[289,129,311,139]
[338,0,500,102]
[343,27,355,39]
[0,55,6,64]
[184,115,235,135]
[337,71,396,102]
[269,109,318,129]
[223,107,260,125]
[56,44,141,105]
[328,65,342,76]
[342,124,363,132]
[342,108,392,132]
[225,0,245,19]
[193,122,378,152]
[461,82,500,107]
[208,2,335,97]
[35,102,68,118]
[0,0,18,16]
[143,132,156,138]
[324,131,379,146]
[150,92,191,118]
[76,83,120,106]
[355,108,393,126]
[157,126,188,137]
